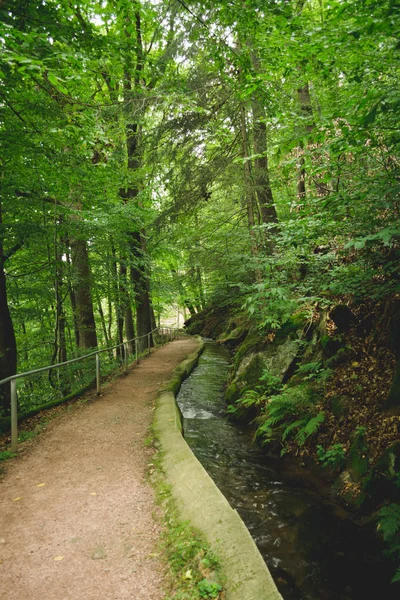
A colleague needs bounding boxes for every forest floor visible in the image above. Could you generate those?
[0,337,198,600]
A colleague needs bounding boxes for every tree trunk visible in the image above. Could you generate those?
[66,247,80,349]
[150,302,157,333]
[0,265,17,414]
[110,241,124,361]
[184,300,197,316]
[125,304,135,354]
[239,102,261,280]
[251,99,279,239]
[129,235,153,353]
[49,239,69,394]
[0,203,17,414]
[297,81,326,198]
[70,238,98,349]
[120,259,136,355]
[97,297,109,346]
[196,266,205,310]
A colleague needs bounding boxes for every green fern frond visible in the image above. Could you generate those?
[297,361,322,374]
[304,411,325,436]
[261,413,286,429]
[282,419,307,441]
[378,504,400,542]
[295,412,325,446]
[392,568,400,583]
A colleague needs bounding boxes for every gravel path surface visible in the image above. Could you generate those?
[0,337,198,600]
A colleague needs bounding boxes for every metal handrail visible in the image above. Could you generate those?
[0,326,179,452]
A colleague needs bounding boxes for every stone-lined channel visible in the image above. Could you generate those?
[176,341,397,600]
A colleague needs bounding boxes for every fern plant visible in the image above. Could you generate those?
[255,385,324,451]
[377,503,400,582]
[296,361,333,383]
[226,389,267,415]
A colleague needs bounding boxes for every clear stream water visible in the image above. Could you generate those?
[176,342,398,600]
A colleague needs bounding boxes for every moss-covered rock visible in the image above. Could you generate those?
[185,315,206,336]
[225,381,240,405]
[233,331,265,370]
[218,325,248,350]
[274,311,308,342]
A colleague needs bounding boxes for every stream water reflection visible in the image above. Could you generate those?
[176,341,397,600]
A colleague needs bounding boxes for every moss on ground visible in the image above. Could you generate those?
[147,426,224,600]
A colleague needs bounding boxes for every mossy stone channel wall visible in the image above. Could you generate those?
[154,337,283,600]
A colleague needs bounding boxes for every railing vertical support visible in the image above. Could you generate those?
[135,338,139,365]
[148,333,150,355]
[125,343,129,367]
[96,352,100,395]
[11,379,18,453]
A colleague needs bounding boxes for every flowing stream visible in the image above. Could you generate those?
[176,341,397,600]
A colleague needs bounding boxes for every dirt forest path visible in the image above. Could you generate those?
[0,337,199,600]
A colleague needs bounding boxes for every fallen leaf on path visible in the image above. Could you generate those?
[54,556,64,561]
[184,569,192,579]
[90,492,97,496]
[13,497,21,502]
[148,552,159,557]
[36,483,46,487]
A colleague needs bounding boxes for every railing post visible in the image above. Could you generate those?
[148,333,150,355]
[135,338,139,365]
[96,352,100,395]
[11,379,18,453]
[125,343,129,367]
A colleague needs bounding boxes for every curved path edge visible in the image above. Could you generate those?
[154,337,283,600]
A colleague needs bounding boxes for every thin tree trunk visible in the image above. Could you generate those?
[120,258,136,354]
[196,266,205,310]
[70,238,98,349]
[125,305,135,354]
[129,238,153,353]
[0,201,17,414]
[297,81,326,198]
[120,8,154,354]
[239,102,261,280]
[97,297,110,346]
[251,100,279,229]
[66,246,80,349]
[110,241,124,361]
[49,253,69,392]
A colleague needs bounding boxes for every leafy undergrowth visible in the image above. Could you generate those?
[308,302,400,494]
[228,301,400,497]
[224,299,400,581]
